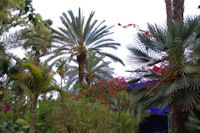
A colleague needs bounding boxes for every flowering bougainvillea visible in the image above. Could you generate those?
[118,23,152,37]
[73,77,131,105]
[128,62,170,94]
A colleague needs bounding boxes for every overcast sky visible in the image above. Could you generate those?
[32,0,200,77]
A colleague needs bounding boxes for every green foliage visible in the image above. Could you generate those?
[47,97,115,133]
[22,15,52,51]
[0,110,14,123]
[0,0,34,33]
[186,112,200,132]
[0,0,25,24]
[35,100,57,132]
[110,91,149,133]
[112,111,137,133]
[12,63,60,96]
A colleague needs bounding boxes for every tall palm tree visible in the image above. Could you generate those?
[64,52,114,88]
[127,17,200,133]
[11,63,63,133]
[49,8,124,83]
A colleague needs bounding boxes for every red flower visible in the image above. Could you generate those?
[124,87,128,91]
[118,23,121,26]
[144,32,152,37]
[111,93,117,97]
[122,99,132,104]
[181,108,186,112]
[100,82,105,89]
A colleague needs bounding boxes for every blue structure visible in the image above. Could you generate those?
[128,80,156,89]
[140,115,169,133]
[148,108,170,114]
[128,81,170,133]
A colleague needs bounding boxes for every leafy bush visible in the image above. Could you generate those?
[47,97,115,133]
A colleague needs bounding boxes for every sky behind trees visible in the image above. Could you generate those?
[32,0,200,77]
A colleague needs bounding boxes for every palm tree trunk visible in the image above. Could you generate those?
[77,52,86,83]
[29,93,37,133]
[165,0,185,25]
[173,0,185,24]
[172,103,188,133]
[61,77,63,89]
[86,74,91,86]
[0,84,4,101]
[35,50,40,67]
[165,0,173,25]
[78,62,84,83]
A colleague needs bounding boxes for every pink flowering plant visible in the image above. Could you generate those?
[73,77,132,106]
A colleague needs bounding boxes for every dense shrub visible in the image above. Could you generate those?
[47,97,115,133]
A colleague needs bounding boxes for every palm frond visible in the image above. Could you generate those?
[98,52,124,66]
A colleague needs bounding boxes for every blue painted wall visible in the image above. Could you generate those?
[140,115,168,133]
[128,81,170,133]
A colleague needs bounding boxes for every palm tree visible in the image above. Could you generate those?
[22,18,52,66]
[56,59,67,89]
[63,52,114,89]
[11,63,63,133]
[83,52,114,86]
[49,8,124,83]
[127,17,200,133]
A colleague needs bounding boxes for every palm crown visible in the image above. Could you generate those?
[49,8,124,83]
[128,17,200,110]
[128,17,200,133]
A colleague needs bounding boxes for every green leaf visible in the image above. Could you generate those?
[16,118,29,126]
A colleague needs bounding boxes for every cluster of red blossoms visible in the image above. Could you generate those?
[151,65,169,75]
[135,63,170,93]
[73,77,132,105]
[136,63,169,77]
[117,23,152,37]
[122,99,132,104]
